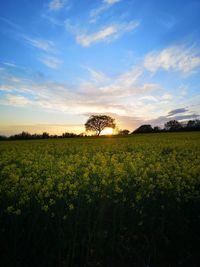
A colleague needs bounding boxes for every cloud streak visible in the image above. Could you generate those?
[0,65,159,115]
[90,0,121,23]
[24,36,56,53]
[4,94,31,106]
[48,0,65,11]
[168,108,188,116]
[104,0,120,4]
[144,46,200,74]
[66,20,140,47]
[1,56,199,131]
[39,55,62,69]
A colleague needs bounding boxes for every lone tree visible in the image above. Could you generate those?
[85,115,116,136]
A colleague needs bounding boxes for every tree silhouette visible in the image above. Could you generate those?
[165,120,182,131]
[85,115,116,136]
[42,132,49,139]
[119,129,130,135]
[133,124,153,133]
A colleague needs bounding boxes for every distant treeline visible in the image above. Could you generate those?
[132,119,200,134]
[0,132,82,141]
[0,119,200,140]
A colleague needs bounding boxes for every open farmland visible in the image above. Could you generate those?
[0,132,200,267]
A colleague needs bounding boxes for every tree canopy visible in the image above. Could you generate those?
[119,129,130,135]
[85,115,116,136]
[133,124,153,133]
[164,120,182,131]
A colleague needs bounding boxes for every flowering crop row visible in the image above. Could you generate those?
[0,132,200,267]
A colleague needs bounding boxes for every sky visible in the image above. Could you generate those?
[0,0,200,135]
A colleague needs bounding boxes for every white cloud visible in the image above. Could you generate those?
[0,85,15,91]
[139,93,174,103]
[77,26,117,46]
[86,67,109,83]
[2,65,199,131]
[116,67,143,89]
[80,67,160,98]
[144,46,200,74]
[104,0,120,4]
[3,62,17,68]
[66,20,139,47]
[24,36,56,53]
[49,0,65,10]
[8,76,21,83]
[90,6,108,21]
[90,0,121,22]
[5,94,31,106]
[39,55,62,69]
[0,69,25,87]
[161,93,173,100]
[139,96,158,102]
[0,65,160,118]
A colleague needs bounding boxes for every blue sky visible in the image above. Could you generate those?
[0,0,200,135]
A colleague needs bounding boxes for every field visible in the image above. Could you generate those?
[0,132,200,267]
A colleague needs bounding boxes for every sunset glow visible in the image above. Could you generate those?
[101,128,114,135]
[0,0,199,135]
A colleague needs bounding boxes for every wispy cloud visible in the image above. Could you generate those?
[22,36,62,69]
[144,46,200,74]
[0,16,22,30]
[41,14,63,26]
[85,67,110,83]
[168,108,188,116]
[77,26,117,47]
[39,55,62,69]
[162,93,173,100]
[24,36,56,53]
[65,20,140,47]
[1,65,199,130]
[104,0,121,4]
[48,0,65,11]
[0,85,15,92]
[3,62,18,68]
[80,66,160,101]
[139,93,174,104]
[139,95,159,102]
[5,94,31,106]
[0,65,159,117]
[90,0,121,23]
[149,111,199,127]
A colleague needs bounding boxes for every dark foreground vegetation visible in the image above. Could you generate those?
[0,132,200,267]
